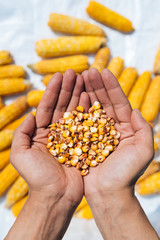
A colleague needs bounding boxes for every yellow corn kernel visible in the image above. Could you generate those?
[48,13,105,37]
[75,204,93,219]
[107,57,124,78]
[0,97,4,109]
[58,156,66,164]
[0,51,13,65]
[28,55,89,74]
[128,71,151,109]
[76,105,84,113]
[0,96,28,130]
[82,145,90,152]
[0,163,19,196]
[118,67,138,96]
[101,149,109,157]
[11,196,28,217]
[27,90,44,107]
[153,45,160,74]
[136,171,160,195]
[36,37,106,58]
[90,47,110,72]
[93,101,101,109]
[141,76,160,122]
[83,120,93,126]
[42,74,54,86]
[0,129,14,151]
[86,1,134,33]
[5,176,29,208]
[3,114,28,131]
[0,148,10,170]
[0,78,31,96]
[0,64,25,78]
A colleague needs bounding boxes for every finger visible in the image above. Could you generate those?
[36,73,63,128]
[78,92,90,112]
[82,70,98,105]
[52,69,76,122]
[88,68,117,120]
[101,69,132,123]
[67,74,84,112]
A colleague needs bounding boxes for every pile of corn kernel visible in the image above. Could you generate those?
[47,101,120,176]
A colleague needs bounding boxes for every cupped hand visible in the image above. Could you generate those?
[82,68,154,198]
[10,70,90,207]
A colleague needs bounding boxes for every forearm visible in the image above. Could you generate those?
[87,189,159,240]
[5,191,75,240]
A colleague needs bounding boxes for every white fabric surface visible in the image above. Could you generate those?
[0,0,160,239]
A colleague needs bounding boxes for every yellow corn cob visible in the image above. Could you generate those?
[90,47,110,72]
[128,71,151,109]
[42,74,54,86]
[0,97,4,109]
[107,57,124,78]
[0,79,31,96]
[6,176,29,208]
[36,37,106,58]
[118,67,138,96]
[28,55,89,74]
[12,196,28,217]
[27,90,44,107]
[75,196,88,213]
[0,64,25,78]
[48,13,105,37]
[0,96,28,130]
[0,129,14,151]
[141,76,160,122]
[154,136,158,151]
[0,163,19,196]
[0,148,10,170]
[75,204,93,219]
[3,114,27,131]
[0,51,13,65]
[137,160,160,184]
[153,45,160,74]
[86,1,134,33]
[136,171,160,195]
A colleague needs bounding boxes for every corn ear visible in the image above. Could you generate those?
[137,161,160,184]
[0,129,14,151]
[118,67,138,96]
[141,76,160,122]
[0,148,10,170]
[86,1,134,33]
[36,37,106,58]
[42,74,54,86]
[12,196,28,217]
[128,71,151,109]
[0,163,19,196]
[27,90,44,107]
[48,13,105,37]
[90,47,110,72]
[107,57,124,78]
[28,55,89,74]
[6,176,29,208]
[0,96,28,130]
[75,196,88,213]
[3,114,28,131]
[153,45,160,74]
[75,204,93,219]
[0,51,13,65]
[0,64,25,78]
[0,79,31,96]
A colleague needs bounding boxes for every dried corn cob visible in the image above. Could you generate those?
[86,1,134,33]
[28,55,89,74]
[3,114,27,131]
[0,97,4,109]
[6,176,29,208]
[42,74,54,86]
[137,161,160,183]
[118,67,138,96]
[0,64,25,78]
[0,148,10,170]
[48,13,105,36]
[0,129,14,151]
[0,51,13,65]
[27,90,44,107]
[0,163,19,196]
[12,196,28,217]
[136,171,160,195]
[75,204,93,219]
[0,96,28,130]
[107,57,124,78]
[128,71,151,109]
[90,47,110,72]
[75,196,88,213]
[153,45,160,74]
[0,79,31,96]
[36,36,106,58]
[141,76,160,122]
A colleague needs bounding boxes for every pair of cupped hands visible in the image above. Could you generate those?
[11,68,154,229]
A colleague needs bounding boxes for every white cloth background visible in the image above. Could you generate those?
[0,0,160,239]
